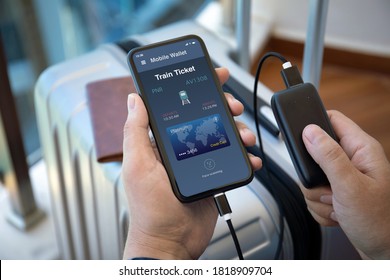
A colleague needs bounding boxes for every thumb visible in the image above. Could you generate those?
[123,94,156,164]
[302,124,357,187]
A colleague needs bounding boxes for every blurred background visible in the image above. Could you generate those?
[0,0,389,259]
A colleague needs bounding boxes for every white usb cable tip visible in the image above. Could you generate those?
[282,61,292,69]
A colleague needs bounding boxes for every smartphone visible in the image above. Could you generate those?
[127,35,253,202]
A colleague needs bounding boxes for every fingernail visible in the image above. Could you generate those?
[227,93,239,103]
[330,211,338,222]
[127,94,135,112]
[303,124,324,144]
[320,195,333,205]
[234,97,242,105]
[242,127,253,136]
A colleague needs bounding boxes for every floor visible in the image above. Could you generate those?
[0,160,59,260]
[320,66,390,159]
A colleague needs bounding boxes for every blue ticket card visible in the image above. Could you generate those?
[167,114,231,160]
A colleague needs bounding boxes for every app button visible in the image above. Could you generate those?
[204,159,216,170]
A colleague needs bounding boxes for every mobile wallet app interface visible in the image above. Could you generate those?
[131,37,251,197]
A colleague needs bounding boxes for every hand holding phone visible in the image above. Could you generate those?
[122,68,260,259]
[127,35,253,202]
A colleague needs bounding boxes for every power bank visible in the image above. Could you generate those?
[271,83,337,188]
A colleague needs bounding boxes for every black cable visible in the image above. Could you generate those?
[226,219,244,260]
[253,52,287,260]
[214,193,244,260]
[213,53,318,260]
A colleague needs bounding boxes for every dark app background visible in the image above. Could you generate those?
[132,38,251,198]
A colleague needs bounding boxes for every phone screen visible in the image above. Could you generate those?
[128,35,253,201]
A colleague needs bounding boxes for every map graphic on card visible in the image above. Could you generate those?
[167,114,230,160]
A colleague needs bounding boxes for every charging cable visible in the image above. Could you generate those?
[213,53,308,260]
[253,52,293,259]
[214,193,244,260]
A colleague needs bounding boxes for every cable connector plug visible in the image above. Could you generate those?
[280,62,303,88]
[213,193,244,260]
[214,193,232,220]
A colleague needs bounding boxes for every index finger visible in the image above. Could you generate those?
[215,67,229,85]
[327,110,383,160]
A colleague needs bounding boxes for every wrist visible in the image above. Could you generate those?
[123,229,193,260]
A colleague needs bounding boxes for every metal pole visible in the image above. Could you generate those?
[302,0,329,88]
[0,36,44,230]
[235,0,251,71]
